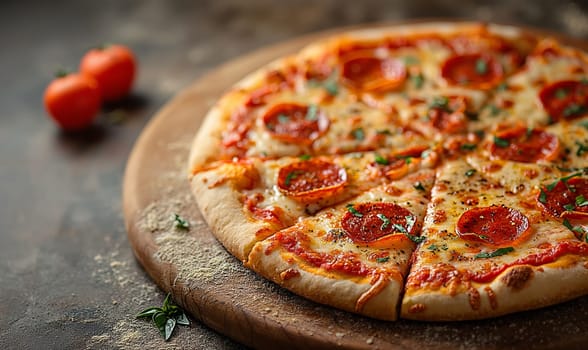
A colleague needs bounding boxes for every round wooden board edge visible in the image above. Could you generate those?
[123,19,588,350]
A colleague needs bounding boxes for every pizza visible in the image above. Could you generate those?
[188,22,588,321]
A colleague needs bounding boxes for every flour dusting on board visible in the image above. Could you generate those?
[138,197,243,286]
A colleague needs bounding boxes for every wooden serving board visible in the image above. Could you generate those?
[123,22,588,349]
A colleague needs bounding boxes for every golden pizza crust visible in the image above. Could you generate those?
[247,241,402,320]
[401,259,588,321]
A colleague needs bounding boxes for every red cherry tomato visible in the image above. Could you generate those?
[80,44,136,102]
[43,73,101,130]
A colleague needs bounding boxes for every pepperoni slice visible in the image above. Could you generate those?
[427,96,468,134]
[341,203,418,243]
[441,53,503,89]
[369,146,429,180]
[456,205,530,246]
[537,177,588,219]
[263,103,330,144]
[277,159,347,202]
[539,80,588,122]
[341,55,406,92]
[489,125,560,163]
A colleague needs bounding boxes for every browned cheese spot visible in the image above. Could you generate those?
[484,286,498,310]
[280,268,301,281]
[468,287,481,310]
[433,210,447,224]
[501,266,534,290]
[409,303,426,313]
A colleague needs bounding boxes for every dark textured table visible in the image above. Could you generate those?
[2,1,588,349]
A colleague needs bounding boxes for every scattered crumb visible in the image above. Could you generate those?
[366,337,374,345]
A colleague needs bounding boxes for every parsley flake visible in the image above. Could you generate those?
[555,88,569,99]
[285,170,302,186]
[460,143,477,151]
[413,182,426,191]
[429,96,451,112]
[410,73,425,89]
[376,213,391,230]
[576,140,588,156]
[376,256,390,263]
[277,114,290,124]
[493,136,510,148]
[351,128,365,141]
[299,154,311,161]
[564,203,576,211]
[374,154,389,165]
[474,247,514,259]
[465,169,476,177]
[563,103,587,118]
[539,189,547,204]
[576,194,588,207]
[305,104,318,120]
[475,58,488,75]
[346,204,363,217]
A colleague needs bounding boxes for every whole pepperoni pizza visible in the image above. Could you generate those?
[188,23,588,321]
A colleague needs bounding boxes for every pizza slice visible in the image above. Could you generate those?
[246,170,434,320]
[464,118,588,193]
[401,159,588,320]
[190,146,439,262]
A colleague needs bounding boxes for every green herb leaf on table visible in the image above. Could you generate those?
[136,293,190,341]
[173,214,190,230]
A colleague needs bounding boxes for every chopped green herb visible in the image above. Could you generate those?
[581,77,588,85]
[410,73,425,89]
[403,56,420,65]
[460,143,477,151]
[474,247,514,259]
[136,293,190,341]
[477,234,490,241]
[578,120,588,130]
[324,79,339,96]
[277,114,290,124]
[475,59,488,75]
[351,128,365,141]
[396,155,413,164]
[393,215,424,243]
[377,213,391,230]
[299,154,311,161]
[285,171,302,186]
[376,129,392,135]
[346,204,363,217]
[496,82,508,91]
[576,194,588,207]
[493,136,510,148]
[525,127,534,138]
[413,182,426,191]
[173,214,190,230]
[427,244,438,251]
[465,169,476,177]
[305,104,318,120]
[563,203,576,211]
[563,218,586,235]
[376,256,390,263]
[539,189,547,204]
[429,96,450,111]
[555,88,569,99]
[374,154,389,165]
[563,103,587,118]
[576,140,588,156]
[487,104,502,116]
